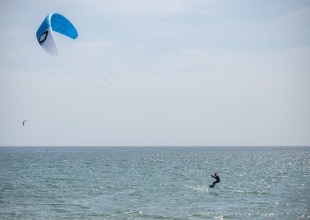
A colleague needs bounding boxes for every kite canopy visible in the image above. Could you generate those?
[36,13,78,56]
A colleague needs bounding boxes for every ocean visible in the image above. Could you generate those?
[0,147,309,219]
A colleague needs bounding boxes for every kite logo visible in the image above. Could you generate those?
[39,31,48,44]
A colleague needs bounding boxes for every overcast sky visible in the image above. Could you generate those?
[1,0,309,146]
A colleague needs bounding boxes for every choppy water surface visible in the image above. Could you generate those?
[0,147,309,219]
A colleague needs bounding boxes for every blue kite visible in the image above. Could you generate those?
[36,13,78,56]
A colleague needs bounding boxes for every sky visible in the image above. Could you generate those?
[1,0,310,147]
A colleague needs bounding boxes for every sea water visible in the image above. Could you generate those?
[0,147,309,219]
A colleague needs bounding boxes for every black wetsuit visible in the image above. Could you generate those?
[210,174,220,187]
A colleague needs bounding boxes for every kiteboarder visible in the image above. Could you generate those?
[22,120,28,126]
[209,173,220,188]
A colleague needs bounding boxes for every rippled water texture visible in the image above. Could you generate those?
[0,147,309,219]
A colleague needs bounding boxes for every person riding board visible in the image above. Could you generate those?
[210,173,220,188]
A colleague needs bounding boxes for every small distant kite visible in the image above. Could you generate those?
[22,120,29,126]
[36,13,78,56]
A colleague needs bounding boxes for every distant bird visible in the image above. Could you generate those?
[22,120,28,126]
